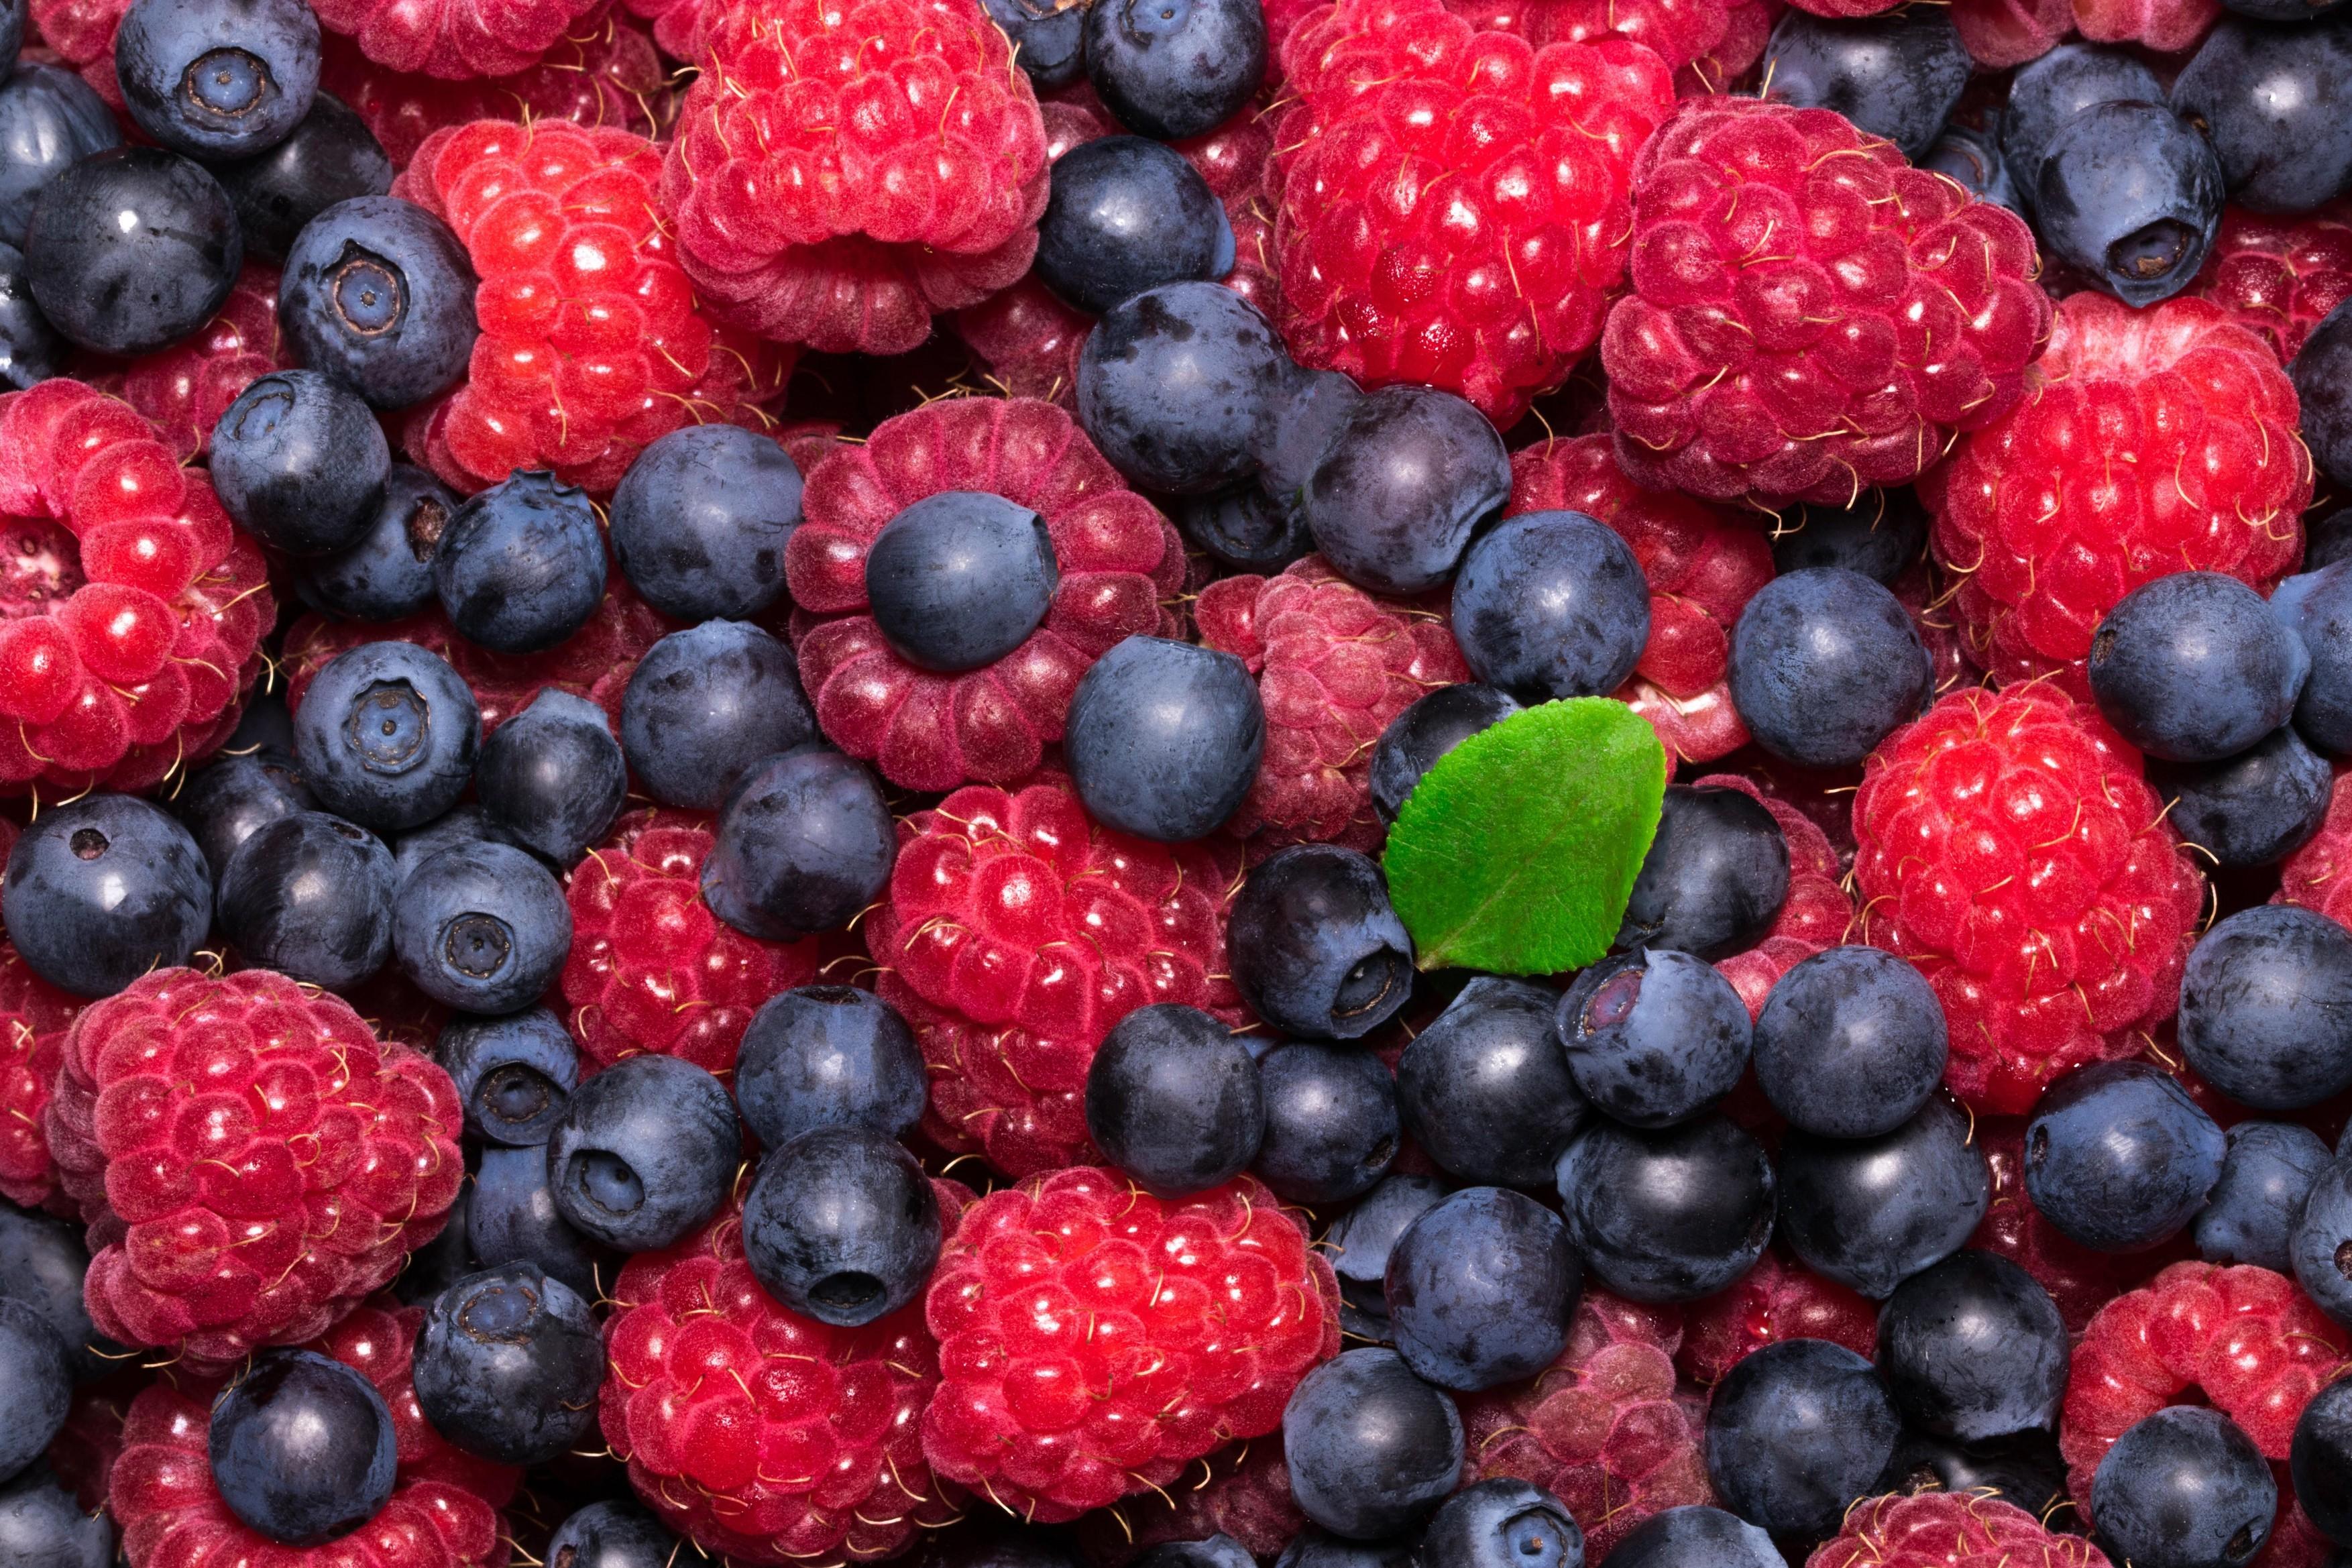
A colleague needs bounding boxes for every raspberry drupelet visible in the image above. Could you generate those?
[1807,1491,2116,1568]
[785,396,1185,793]
[42,968,466,1374]
[1270,0,1677,427]
[2191,207,2352,363]
[1602,99,2051,505]
[1677,1249,1878,1384]
[2070,0,2218,52]
[660,0,1052,357]
[0,379,274,796]
[1850,685,2206,1115]
[25,0,130,103]
[1441,0,1777,98]
[921,1168,1339,1524]
[2278,769,2352,933]
[1074,1435,1308,1564]
[310,0,603,78]
[1924,292,2309,694]
[0,938,78,1211]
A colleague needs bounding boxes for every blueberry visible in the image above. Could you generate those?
[412,1263,601,1466]
[1227,844,1414,1040]
[1255,1041,1400,1205]
[2289,1156,2352,1326]
[467,1143,599,1300]
[292,640,480,832]
[1449,511,1650,702]
[1414,1479,1581,1568]
[0,233,54,386]
[1038,135,1231,314]
[1065,634,1265,842]
[2033,101,2222,306]
[1557,950,1751,1128]
[1085,1002,1266,1194]
[983,0,1085,89]
[1555,1114,1775,1302]
[1082,0,1265,142]
[172,746,314,877]
[435,1007,577,1147]
[2088,572,2307,761]
[0,1466,111,1567]
[229,690,296,753]
[547,1054,738,1253]
[391,841,571,1013]
[217,811,395,991]
[619,621,817,813]
[0,1207,113,1382]
[735,985,926,1150]
[544,1501,678,1568]
[742,1125,942,1327]
[609,424,804,622]
[1767,489,1929,585]
[2196,1121,2333,1272]
[1875,1429,2072,1517]
[2,795,211,997]
[1078,282,1291,494]
[1602,1508,1781,1568]
[433,470,606,655]
[2090,1407,2275,1568]
[2292,1376,2352,1547]
[2298,310,2352,494]
[1176,486,1313,573]
[2145,726,2334,868]
[211,369,392,556]
[2174,17,2352,215]
[1921,120,2021,213]
[0,1300,65,1484]
[864,490,1058,671]
[1259,366,1367,499]
[0,3,21,81]
[1370,685,1522,824]
[2000,44,2168,210]
[389,803,514,891]
[1304,386,1510,596]
[1385,1187,1581,1392]
[933,1526,1088,1568]
[1617,785,1790,960]
[293,463,457,621]
[207,1349,396,1545]
[1706,1339,1902,1539]
[1762,6,1969,157]
[2023,1061,2225,1252]
[475,690,624,868]
[115,0,317,160]
[1134,1538,1253,1568]
[1874,1249,2068,1443]
[1282,1348,1464,1541]
[2271,559,2352,750]
[2310,507,2352,571]
[210,90,391,263]
[2180,905,2352,1109]
[1397,976,1587,1186]
[24,146,240,353]
[0,64,117,249]
[1730,568,1932,769]
[1323,1173,1447,1341]
[702,747,896,942]
[1777,1094,1989,1298]
[279,194,477,410]
[1753,946,1949,1139]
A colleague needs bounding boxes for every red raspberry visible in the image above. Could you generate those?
[0,941,78,1211]
[1695,775,1856,1017]
[922,1168,1339,1522]
[2278,767,2352,932]
[661,0,1050,356]
[617,0,699,61]
[1852,685,2205,1115]
[1781,0,1893,14]
[601,1191,958,1565]
[2072,0,2217,50]
[2190,207,2352,363]
[1807,1491,2115,1568]
[870,775,1245,1176]
[1949,0,2068,64]
[47,1380,132,1512]
[1463,1287,1714,1560]
[1677,1249,1877,1386]
[1457,0,1777,93]
[310,0,602,78]
[1270,0,1676,427]
[563,808,821,1080]
[1604,99,2050,504]
[2060,1261,2349,1504]
[1074,1435,1308,1565]
[42,968,465,1374]
[109,1300,515,1568]
[25,0,127,103]
[1968,1118,2143,1333]
[0,379,273,796]
[84,264,288,463]
[1924,293,2308,693]
[785,396,1184,793]
[393,119,789,494]
[1194,555,1471,852]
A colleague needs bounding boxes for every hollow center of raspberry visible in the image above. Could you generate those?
[183,48,271,119]
[864,490,1060,673]
[444,914,513,978]
[344,680,431,773]
[1,520,85,622]
[331,248,408,339]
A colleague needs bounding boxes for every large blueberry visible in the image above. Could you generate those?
[619,621,816,813]
[1064,634,1264,842]
[2001,43,2168,205]
[1776,1094,1989,1298]
[1704,1339,1901,1538]
[1384,1187,1581,1392]
[114,0,319,159]
[1082,0,1265,142]
[2,794,211,997]
[1603,1509,1780,1568]
[1874,1249,2069,1443]
[2179,904,2352,1109]
[2174,16,2352,216]
[2196,1121,2333,1272]
[390,840,571,1013]
[0,1206,113,1382]
[2145,726,2334,868]
[1085,1002,1265,1195]
[2088,572,2307,762]
[2033,100,2221,307]
[609,424,803,622]
[1369,684,1521,825]
[217,811,395,991]
[1450,511,1649,703]
[742,1125,942,1326]
[701,748,895,942]
[467,1144,598,1300]
[1035,135,1231,314]
[1752,945,1948,1139]
[412,1264,602,1466]
[1415,1479,1581,1568]
[2024,1062,2225,1252]
[172,746,313,877]
[211,368,390,556]
[1227,844,1413,1040]
[1557,950,1750,1129]
[473,689,624,868]
[293,463,457,621]
[546,1054,738,1254]
[1077,282,1290,495]
[1555,1115,1775,1302]
[544,1502,677,1568]
[1304,386,1510,597]
[1762,6,1969,156]
[866,490,1058,672]
[1616,785,1789,960]
[435,1007,577,1149]
[1282,1349,1463,1541]
[292,640,480,832]
[278,194,476,410]
[211,90,392,264]
[25,146,240,354]
[1729,568,1931,768]
[207,1349,396,1545]
[735,985,926,1150]
[1255,1041,1398,1206]
[2091,1407,2275,1568]
[433,470,606,655]
[0,63,118,249]
[1398,976,1586,1187]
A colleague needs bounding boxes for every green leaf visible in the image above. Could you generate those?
[1383,697,1668,974]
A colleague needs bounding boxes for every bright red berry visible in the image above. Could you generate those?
[25,0,129,103]
[2278,767,2352,934]
[2070,0,2217,52]
[1807,1490,2115,1568]
[309,0,603,78]
[1677,1249,1878,1386]
[1450,0,1775,92]
[2190,206,2352,363]
[0,941,78,1212]
[617,0,700,60]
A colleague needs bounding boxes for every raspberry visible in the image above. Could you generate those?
[870,775,1245,1176]
[310,0,602,78]
[601,1191,958,1565]
[563,807,822,1080]
[84,264,289,463]
[2277,767,2352,932]
[394,119,789,494]
[1193,555,1471,852]
[1073,1435,1308,1565]
[661,0,1050,356]
[1968,1118,2143,1333]
[1923,293,2309,693]
[42,968,465,1373]
[2071,0,2217,51]
[0,379,274,796]
[1695,775,1856,1017]
[617,0,699,61]
[921,1168,1339,1523]
[1807,1491,2115,1568]
[2190,207,2352,363]
[1781,0,1893,15]
[1604,99,2050,505]
[0,941,78,1211]
[1270,0,1676,427]
[47,1380,131,1513]
[25,0,127,103]
[1459,0,1775,91]
[1851,685,2205,1115]
[1463,1286,1714,1560]
[785,396,1185,792]
[2060,1261,2349,1504]
[1946,0,2068,64]
[109,1300,515,1568]
[1677,1249,1877,1386]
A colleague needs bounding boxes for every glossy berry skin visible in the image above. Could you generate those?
[0,1468,111,1565]
[609,425,803,623]
[431,472,605,657]
[0,64,119,249]
[393,841,571,1013]
[1761,7,1970,157]
[1555,1115,1775,1302]
[1618,785,1789,960]
[1451,512,1650,704]
[1085,0,1263,142]
[293,640,481,834]
[1398,976,1587,1186]
[2292,1376,2352,1546]
[25,148,240,355]
[1557,950,1750,1128]
[702,748,896,944]
[412,1263,600,1467]
[212,91,392,265]
[1085,1003,1266,1194]
[2,795,211,997]
[619,622,816,814]
[2025,1062,2225,1252]
[2196,1122,2333,1272]
[2290,1158,2352,1325]
[1704,1338,1901,1538]
[1417,1480,1581,1568]
[2145,727,2334,868]
[2276,560,2352,752]
[544,1502,676,1568]
[1386,1188,1581,1392]
[1604,1508,1779,1568]
[2035,102,2224,307]
[1777,1095,1991,1298]
[294,463,455,622]
[1303,386,1511,598]
[217,811,395,991]
[1327,1174,1446,1340]
[1730,569,1931,769]
[2179,905,2352,1109]
[474,689,623,869]
[1228,844,1414,1040]
[1877,1250,2069,1443]
[433,1007,575,1148]
[734,987,926,1150]
[1371,685,1520,824]
[1077,282,1294,496]
[466,1144,597,1300]
[1066,636,1265,842]
[211,368,390,557]
[1753,945,1948,1139]
[1255,1042,1398,1206]
[2088,573,2306,762]
[278,194,477,412]
[0,1298,64,1483]
[0,1207,107,1383]
[114,0,318,160]
[1282,1348,1464,1541]
[546,1054,736,1254]
[2092,1408,2275,1568]
[742,1126,942,1327]
[1771,490,1928,583]
[2002,45,2167,206]
[2174,19,2352,218]
[1038,137,1231,315]
[208,1349,397,1544]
